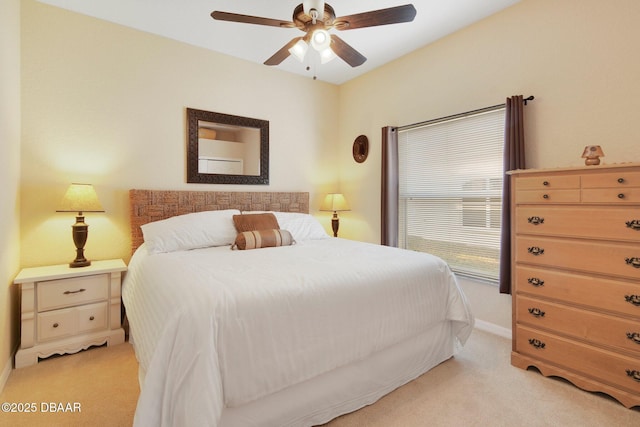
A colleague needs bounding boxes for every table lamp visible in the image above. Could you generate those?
[581,145,604,165]
[56,183,105,267]
[320,193,350,237]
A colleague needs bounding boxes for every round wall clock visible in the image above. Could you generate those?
[352,135,369,163]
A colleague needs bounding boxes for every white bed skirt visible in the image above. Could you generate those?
[136,321,456,426]
[211,321,453,426]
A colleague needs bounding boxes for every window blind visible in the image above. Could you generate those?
[398,107,506,282]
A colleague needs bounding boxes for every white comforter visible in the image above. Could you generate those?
[123,238,474,427]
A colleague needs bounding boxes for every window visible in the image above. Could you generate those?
[397,107,505,282]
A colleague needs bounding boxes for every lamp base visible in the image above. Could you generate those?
[69,215,91,268]
[584,157,601,166]
[331,212,339,237]
[70,258,91,268]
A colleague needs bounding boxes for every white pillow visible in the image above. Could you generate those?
[242,211,329,241]
[141,209,240,254]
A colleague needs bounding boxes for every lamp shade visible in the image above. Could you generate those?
[581,145,604,158]
[56,183,105,214]
[320,193,350,212]
[319,47,337,64]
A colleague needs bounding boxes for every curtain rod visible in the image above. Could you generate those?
[398,95,534,131]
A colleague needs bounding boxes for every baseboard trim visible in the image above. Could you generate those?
[0,354,12,393]
[474,319,512,340]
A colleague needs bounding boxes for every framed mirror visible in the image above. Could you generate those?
[187,108,269,184]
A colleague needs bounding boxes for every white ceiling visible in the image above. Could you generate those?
[38,0,520,85]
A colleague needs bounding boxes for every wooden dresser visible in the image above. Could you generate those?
[509,163,640,408]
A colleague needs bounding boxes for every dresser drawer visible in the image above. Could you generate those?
[516,295,640,355]
[515,189,580,204]
[515,174,580,190]
[516,236,640,280]
[515,206,640,241]
[582,188,640,204]
[37,274,109,312]
[516,266,640,318]
[581,170,640,188]
[515,325,640,395]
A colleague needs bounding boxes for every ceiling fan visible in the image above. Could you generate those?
[211,1,417,68]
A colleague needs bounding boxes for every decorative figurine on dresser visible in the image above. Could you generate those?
[508,162,640,408]
[14,259,127,368]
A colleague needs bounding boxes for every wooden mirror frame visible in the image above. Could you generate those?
[187,108,269,185]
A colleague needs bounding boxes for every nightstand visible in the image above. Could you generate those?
[14,259,127,368]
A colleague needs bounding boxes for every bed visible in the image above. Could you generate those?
[122,189,474,427]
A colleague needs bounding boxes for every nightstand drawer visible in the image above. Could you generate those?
[78,302,108,333]
[38,308,75,341]
[37,274,109,311]
[37,302,108,342]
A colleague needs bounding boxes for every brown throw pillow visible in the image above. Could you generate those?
[232,229,295,250]
[233,213,279,233]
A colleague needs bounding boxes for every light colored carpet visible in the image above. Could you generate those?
[1,331,638,427]
[0,343,138,427]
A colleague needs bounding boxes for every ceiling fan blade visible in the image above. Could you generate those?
[333,4,417,30]
[331,35,366,67]
[264,37,304,66]
[211,11,295,28]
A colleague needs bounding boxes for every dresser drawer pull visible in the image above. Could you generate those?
[626,332,640,344]
[528,308,545,317]
[543,181,549,186]
[527,216,545,225]
[618,193,625,199]
[527,277,545,287]
[625,295,640,306]
[626,370,640,382]
[625,257,640,268]
[618,178,625,184]
[53,323,59,328]
[542,194,549,199]
[90,316,95,321]
[528,338,545,349]
[626,220,640,231]
[527,247,545,256]
[63,288,86,295]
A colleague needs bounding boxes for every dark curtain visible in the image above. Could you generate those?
[381,126,399,247]
[499,95,526,294]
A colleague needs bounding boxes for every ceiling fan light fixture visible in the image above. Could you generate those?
[288,39,309,62]
[319,47,337,64]
[311,29,331,51]
[303,0,325,21]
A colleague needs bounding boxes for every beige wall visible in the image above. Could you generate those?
[20,0,340,268]
[336,0,640,330]
[0,0,22,385]
[17,0,640,340]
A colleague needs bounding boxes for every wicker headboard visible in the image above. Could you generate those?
[129,190,310,253]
